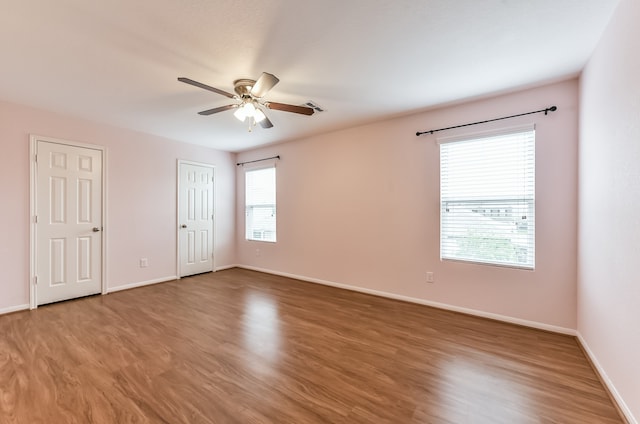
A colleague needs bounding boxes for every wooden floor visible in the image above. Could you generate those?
[0,269,623,423]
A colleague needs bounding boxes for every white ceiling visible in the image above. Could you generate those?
[0,0,619,152]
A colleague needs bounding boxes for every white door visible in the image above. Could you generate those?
[36,141,103,305]
[178,162,214,277]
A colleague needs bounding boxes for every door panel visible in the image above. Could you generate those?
[77,237,92,281]
[50,238,66,285]
[78,179,92,222]
[36,141,102,305]
[199,231,206,261]
[178,163,214,277]
[50,177,66,223]
[187,230,195,264]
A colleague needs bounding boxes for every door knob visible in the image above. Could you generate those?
[181,224,187,228]
[92,227,100,232]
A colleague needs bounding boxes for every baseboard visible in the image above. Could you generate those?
[576,332,637,424]
[215,264,239,271]
[236,265,576,336]
[107,276,178,293]
[0,304,30,316]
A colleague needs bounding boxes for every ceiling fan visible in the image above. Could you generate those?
[178,72,314,130]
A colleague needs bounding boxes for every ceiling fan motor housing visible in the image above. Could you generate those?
[233,79,256,97]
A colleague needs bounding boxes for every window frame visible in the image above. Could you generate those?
[438,125,536,270]
[244,165,277,243]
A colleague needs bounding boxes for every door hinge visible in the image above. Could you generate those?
[34,215,38,223]
[34,154,37,163]
[34,276,38,285]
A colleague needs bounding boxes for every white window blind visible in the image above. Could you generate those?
[245,166,276,242]
[440,127,535,269]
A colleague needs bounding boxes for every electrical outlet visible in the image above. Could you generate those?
[140,258,148,268]
[255,249,261,257]
[426,272,434,283]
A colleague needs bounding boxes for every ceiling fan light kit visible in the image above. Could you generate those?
[178,72,315,131]
[233,101,261,122]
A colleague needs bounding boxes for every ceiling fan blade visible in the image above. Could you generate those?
[266,102,315,116]
[250,73,279,98]
[198,104,238,115]
[259,114,274,129]
[178,77,236,99]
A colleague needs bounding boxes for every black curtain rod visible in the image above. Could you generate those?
[415,106,557,137]
[236,155,280,166]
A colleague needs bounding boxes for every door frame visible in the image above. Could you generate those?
[176,160,216,278]
[29,135,108,309]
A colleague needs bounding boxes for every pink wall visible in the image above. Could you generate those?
[0,100,236,312]
[579,0,640,421]
[236,79,579,331]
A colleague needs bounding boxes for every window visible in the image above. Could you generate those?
[440,126,535,269]
[245,166,276,242]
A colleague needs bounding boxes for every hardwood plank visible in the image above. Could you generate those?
[0,268,625,423]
